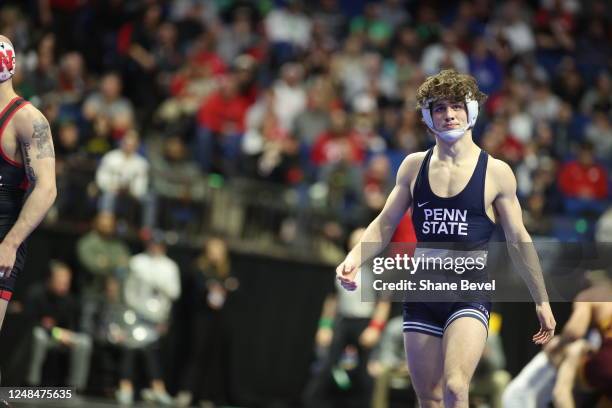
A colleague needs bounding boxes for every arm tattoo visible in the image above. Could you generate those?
[32,120,55,159]
[21,142,37,183]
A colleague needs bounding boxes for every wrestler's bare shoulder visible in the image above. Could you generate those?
[13,102,47,124]
[12,102,50,137]
[397,151,428,186]
[486,156,517,194]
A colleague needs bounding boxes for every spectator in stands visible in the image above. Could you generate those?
[393,107,427,154]
[176,238,238,408]
[469,37,504,96]
[195,72,251,173]
[527,80,562,122]
[82,72,135,139]
[241,104,302,185]
[265,0,311,64]
[552,60,584,109]
[330,34,369,101]
[216,5,259,65]
[121,235,180,406]
[584,109,612,161]
[76,212,131,296]
[84,115,114,160]
[87,275,133,401]
[523,192,553,236]
[558,142,609,216]
[122,3,163,120]
[317,143,366,232]
[54,121,93,221]
[95,130,155,230]
[579,71,611,115]
[421,29,469,76]
[293,77,334,147]
[25,32,58,98]
[303,228,390,408]
[152,22,184,92]
[488,0,536,56]
[271,62,307,133]
[147,135,205,232]
[352,94,386,155]
[575,14,609,81]
[350,2,393,50]
[25,261,92,393]
[56,51,87,108]
[362,155,393,221]
[311,109,365,167]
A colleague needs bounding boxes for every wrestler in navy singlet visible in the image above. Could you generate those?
[403,147,496,337]
[0,97,30,301]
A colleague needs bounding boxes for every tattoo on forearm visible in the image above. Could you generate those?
[21,142,37,183]
[32,120,55,159]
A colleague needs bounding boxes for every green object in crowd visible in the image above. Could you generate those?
[332,367,351,390]
[575,218,588,234]
[208,173,224,188]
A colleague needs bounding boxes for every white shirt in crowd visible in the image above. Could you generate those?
[272,81,307,132]
[265,7,311,48]
[125,251,181,323]
[421,44,469,76]
[96,149,149,198]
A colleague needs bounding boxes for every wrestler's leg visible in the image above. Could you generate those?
[404,331,444,408]
[442,317,488,408]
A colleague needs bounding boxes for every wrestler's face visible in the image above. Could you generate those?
[431,100,467,132]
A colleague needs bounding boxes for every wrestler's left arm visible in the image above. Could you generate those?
[0,107,56,277]
[491,159,556,344]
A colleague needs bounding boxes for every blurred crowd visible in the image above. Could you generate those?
[1,0,610,245]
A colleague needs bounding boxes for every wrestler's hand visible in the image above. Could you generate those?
[0,241,17,279]
[533,302,556,345]
[336,256,359,291]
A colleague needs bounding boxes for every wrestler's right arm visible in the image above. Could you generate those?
[336,153,422,290]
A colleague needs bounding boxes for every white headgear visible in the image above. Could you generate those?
[0,41,16,83]
[421,98,479,142]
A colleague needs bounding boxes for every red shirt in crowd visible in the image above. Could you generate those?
[196,91,251,134]
[310,131,365,166]
[558,161,609,199]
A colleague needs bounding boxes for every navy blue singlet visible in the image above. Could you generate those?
[402,148,496,337]
[411,147,495,248]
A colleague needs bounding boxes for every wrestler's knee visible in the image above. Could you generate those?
[413,382,443,407]
[444,374,470,404]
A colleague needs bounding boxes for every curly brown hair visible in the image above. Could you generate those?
[416,69,487,110]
